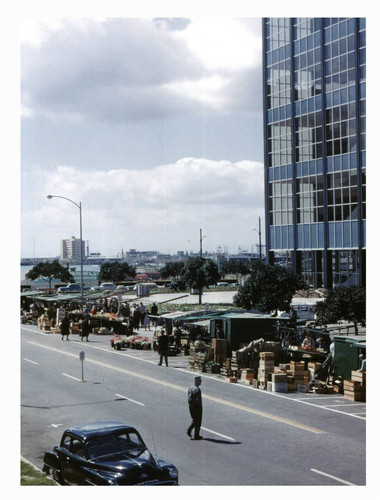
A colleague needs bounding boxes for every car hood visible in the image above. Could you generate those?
[88,451,167,484]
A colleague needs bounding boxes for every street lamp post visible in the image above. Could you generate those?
[47,195,84,301]
[200,228,206,258]
[253,217,262,261]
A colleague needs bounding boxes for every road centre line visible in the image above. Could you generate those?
[26,341,324,435]
[310,468,356,486]
[23,358,39,365]
[115,393,145,406]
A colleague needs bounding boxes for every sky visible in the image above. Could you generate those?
[20,15,265,258]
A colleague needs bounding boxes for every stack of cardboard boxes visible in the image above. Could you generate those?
[38,314,52,331]
[257,352,274,389]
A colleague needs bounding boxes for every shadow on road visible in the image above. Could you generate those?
[21,397,132,410]
[201,438,241,445]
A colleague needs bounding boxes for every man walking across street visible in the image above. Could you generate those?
[187,376,203,440]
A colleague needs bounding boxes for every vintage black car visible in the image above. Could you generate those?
[43,420,179,485]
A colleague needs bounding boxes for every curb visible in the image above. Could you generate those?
[21,456,59,484]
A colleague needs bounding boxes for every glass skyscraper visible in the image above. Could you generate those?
[262,18,366,289]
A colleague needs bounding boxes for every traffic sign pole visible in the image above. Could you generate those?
[79,351,86,382]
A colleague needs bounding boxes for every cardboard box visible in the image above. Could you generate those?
[225,377,238,383]
[290,362,305,374]
[271,373,288,383]
[272,382,288,393]
[212,338,228,353]
[297,384,309,393]
[287,383,297,391]
[241,379,253,385]
[259,352,274,359]
[308,362,322,371]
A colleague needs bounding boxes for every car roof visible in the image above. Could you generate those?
[65,421,137,441]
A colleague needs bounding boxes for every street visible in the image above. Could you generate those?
[21,325,366,486]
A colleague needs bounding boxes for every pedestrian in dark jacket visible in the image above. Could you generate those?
[132,307,141,330]
[61,313,70,341]
[81,315,91,341]
[187,376,203,440]
[157,330,169,366]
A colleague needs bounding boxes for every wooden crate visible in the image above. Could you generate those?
[344,389,366,402]
[351,370,366,385]
[344,380,364,391]
[271,373,288,383]
[225,377,238,383]
[259,351,274,359]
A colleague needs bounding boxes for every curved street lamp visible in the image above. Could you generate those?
[47,195,84,301]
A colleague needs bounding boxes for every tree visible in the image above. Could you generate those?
[233,261,306,314]
[160,262,185,279]
[314,285,366,335]
[98,262,136,285]
[221,260,249,279]
[180,257,220,304]
[25,260,74,293]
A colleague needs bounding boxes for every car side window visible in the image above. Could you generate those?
[62,435,71,450]
[71,439,85,458]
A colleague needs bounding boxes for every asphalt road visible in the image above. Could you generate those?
[21,325,366,486]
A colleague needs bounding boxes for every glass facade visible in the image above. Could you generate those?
[263,18,366,288]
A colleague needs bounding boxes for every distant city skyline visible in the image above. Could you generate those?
[21,17,265,258]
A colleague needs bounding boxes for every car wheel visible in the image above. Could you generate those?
[52,469,65,485]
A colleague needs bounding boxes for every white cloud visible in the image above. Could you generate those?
[21,158,264,256]
[21,17,262,122]
[174,18,261,72]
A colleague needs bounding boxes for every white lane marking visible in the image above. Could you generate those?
[62,373,82,382]
[115,393,145,406]
[22,327,50,336]
[349,412,366,415]
[310,468,356,486]
[248,387,366,420]
[23,358,39,365]
[298,396,344,400]
[322,403,366,407]
[50,424,63,428]
[201,427,236,442]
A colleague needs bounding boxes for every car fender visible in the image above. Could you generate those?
[43,450,61,473]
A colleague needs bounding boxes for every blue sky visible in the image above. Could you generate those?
[20,15,265,258]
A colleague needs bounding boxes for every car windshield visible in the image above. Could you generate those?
[86,431,147,459]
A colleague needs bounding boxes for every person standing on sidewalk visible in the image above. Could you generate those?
[187,376,203,440]
[157,330,169,366]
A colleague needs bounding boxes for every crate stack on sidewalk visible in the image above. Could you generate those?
[257,352,274,390]
[343,370,366,402]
